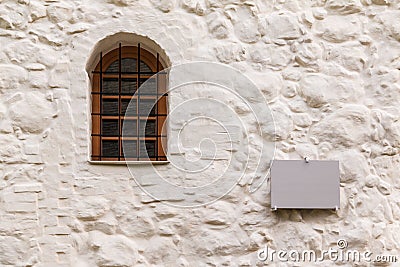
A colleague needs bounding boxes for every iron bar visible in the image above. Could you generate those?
[136,44,141,160]
[99,52,103,161]
[156,52,159,160]
[118,43,122,161]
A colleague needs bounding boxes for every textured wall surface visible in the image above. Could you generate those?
[1,0,400,266]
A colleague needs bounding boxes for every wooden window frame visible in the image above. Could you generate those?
[91,44,168,162]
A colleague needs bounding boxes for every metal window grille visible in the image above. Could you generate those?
[91,44,168,161]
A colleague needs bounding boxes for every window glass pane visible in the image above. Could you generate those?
[139,99,156,116]
[121,99,136,116]
[122,120,137,136]
[102,120,118,136]
[102,78,118,94]
[122,78,137,95]
[140,61,152,73]
[106,61,119,72]
[139,78,157,95]
[106,58,136,73]
[105,58,152,73]
[102,99,118,115]
[102,140,119,157]
[121,99,156,116]
[139,120,156,137]
[122,120,156,137]
[122,140,137,158]
[122,58,137,72]
[140,140,156,158]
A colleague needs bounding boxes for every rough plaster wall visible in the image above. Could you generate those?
[0,0,400,266]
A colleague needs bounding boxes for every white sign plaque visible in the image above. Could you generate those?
[271,160,340,209]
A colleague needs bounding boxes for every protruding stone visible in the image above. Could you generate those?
[288,97,308,113]
[375,11,400,42]
[28,71,48,89]
[231,7,261,43]
[302,10,315,25]
[372,222,386,239]
[294,42,323,69]
[49,61,70,88]
[89,231,138,267]
[158,218,183,235]
[325,0,363,14]
[214,43,245,63]
[85,213,118,235]
[0,64,28,90]
[185,226,249,256]
[245,70,281,101]
[67,23,90,34]
[365,69,400,107]
[30,1,47,21]
[150,0,176,12]
[249,44,292,70]
[365,175,379,187]
[334,150,369,183]
[0,236,30,265]
[249,230,272,250]
[9,92,54,134]
[299,74,364,108]
[25,63,46,71]
[282,82,297,98]
[378,180,392,195]
[5,40,58,67]
[312,8,327,20]
[119,212,155,238]
[0,3,29,30]
[0,102,6,121]
[314,15,360,42]
[293,113,312,127]
[207,12,230,39]
[202,201,235,225]
[144,236,179,264]
[299,74,329,108]
[289,210,303,222]
[343,226,370,249]
[73,196,110,220]
[325,44,367,72]
[295,143,317,159]
[46,2,75,24]
[372,0,390,5]
[268,102,293,141]
[265,13,300,40]
[310,105,371,147]
[109,0,138,6]
[14,183,42,193]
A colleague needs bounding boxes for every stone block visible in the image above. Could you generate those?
[73,196,110,220]
[14,183,43,193]
[3,192,37,203]
[265,13,300,40]
[89,231,138,267]
[0,64,28,89]
[5,202,37,213]
[44,226,71,235]
[314,15,360,42]
[9,92,54,134]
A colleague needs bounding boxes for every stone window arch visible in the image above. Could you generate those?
[91,44,168,162]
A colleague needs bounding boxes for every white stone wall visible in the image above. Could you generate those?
[1,0,400,266]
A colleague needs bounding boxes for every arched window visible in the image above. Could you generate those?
[91,44,167,161]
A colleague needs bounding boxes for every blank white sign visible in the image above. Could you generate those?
[271,160,340,209]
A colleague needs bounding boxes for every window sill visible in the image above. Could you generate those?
[88,160,170,165]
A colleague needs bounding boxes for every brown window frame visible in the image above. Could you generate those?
[91,44,167,162]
